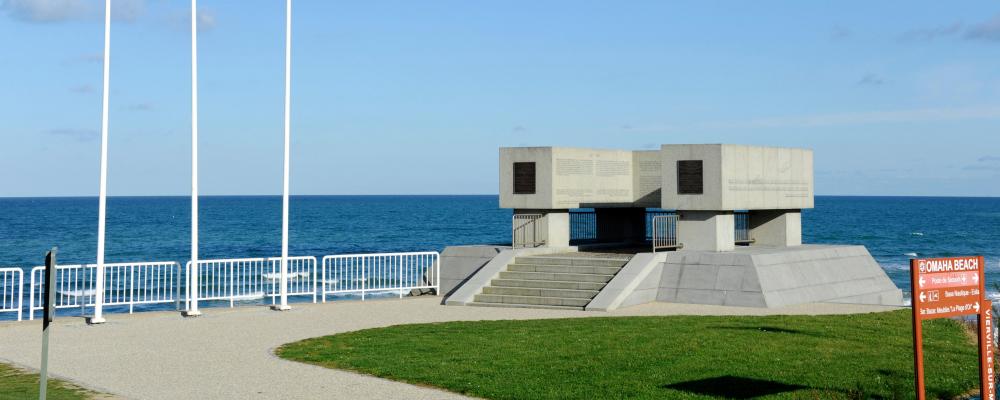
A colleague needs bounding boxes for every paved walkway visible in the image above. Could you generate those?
[0,297,902,400]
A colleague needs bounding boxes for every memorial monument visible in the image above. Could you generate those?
[440,144,902,310]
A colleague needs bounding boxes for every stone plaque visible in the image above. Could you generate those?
[513,162,536,194]
[677,160,703,195]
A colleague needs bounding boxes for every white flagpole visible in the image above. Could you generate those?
[90,0,112,325]
[185,0,202,317]
[274,0,292,311]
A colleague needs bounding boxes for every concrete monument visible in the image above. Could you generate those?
[440,144,902,310]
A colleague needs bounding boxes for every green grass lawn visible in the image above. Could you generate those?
[277,310,981,399]
[0,363,101,400]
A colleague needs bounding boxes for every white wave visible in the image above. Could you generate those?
[910,232,924,236]
[232,291,265,301]
[261,272,311,280]
[903,252,918,257]
[57,289,95,297]
[989,292,1000,301]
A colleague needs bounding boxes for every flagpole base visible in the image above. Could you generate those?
[182,310,202,317]
[86,316,106,325]
[271,304,291,311]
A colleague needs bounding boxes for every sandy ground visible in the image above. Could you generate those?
[0,297,902,400]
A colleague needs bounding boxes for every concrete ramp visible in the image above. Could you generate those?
[587,244,903,310]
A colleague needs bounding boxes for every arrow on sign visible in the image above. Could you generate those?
[919,276,925,288]
[974,274,980,284]
[920,292,926,302]
[975,302,981,313]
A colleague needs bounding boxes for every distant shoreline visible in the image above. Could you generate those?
[1,194,999,200]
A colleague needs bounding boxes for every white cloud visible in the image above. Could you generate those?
[197,8,215,31]
[965,13,1000,42]
[2,0,144,23]
[2,0,90,22]
[627,105,1000,133]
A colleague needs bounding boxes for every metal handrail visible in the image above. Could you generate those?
[652,215,681,252]
[512,214,545,248]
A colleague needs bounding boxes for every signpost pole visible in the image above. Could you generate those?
[910,258,926,400]
[979,256,995,400]
[39,247,57,400]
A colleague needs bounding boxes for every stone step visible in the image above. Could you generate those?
[514,256,629,268]
[466,302,584,311]
[482,286,599,299]
[498,271,615,283]
[489,279,606,291]
[474,294,591,308]
[506,263,622,275]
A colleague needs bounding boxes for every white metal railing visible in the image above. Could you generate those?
[0,268,24,321]
[321,252,439,302]
[29,262,181,320]
[185,256,317,309]
[266,256,317,303]
[735,212,752,244]
[9,251,437,322]
[652,215,680,252]
[512,214,545,248]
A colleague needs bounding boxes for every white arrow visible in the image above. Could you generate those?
[974,274,980,284]
[920,292,926,302]
[975,302,981,313]
[918,276,925,288]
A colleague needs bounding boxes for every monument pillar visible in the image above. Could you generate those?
[749,209,802,247]
[595,208,646,244]
[513,209,570,248]
[677,211,735,252]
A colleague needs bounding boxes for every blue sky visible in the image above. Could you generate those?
[1,0,999,197]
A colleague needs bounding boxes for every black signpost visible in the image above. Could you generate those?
[39,247,57,400]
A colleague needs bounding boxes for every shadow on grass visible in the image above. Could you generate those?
[662,376,808,399]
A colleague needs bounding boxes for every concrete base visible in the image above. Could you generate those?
[677,211,735,252]
[270,305,292,311]
[750,209,802,247]
[85,316,106,325]
[595,244,902,309]
[182,310,202,317]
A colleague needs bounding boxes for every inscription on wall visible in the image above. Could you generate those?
[727,179,810,198]
[677,160,704,195]
[513,162,536,194]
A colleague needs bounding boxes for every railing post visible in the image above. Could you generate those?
[321,258,327,303]
[129,265,135,314]
[17,270,23,321]
[229,262,234,308]
[29,269,35,321]
[398,255,403,299]
[361,258,366,301]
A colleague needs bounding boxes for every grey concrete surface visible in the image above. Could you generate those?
[0,297,902,400]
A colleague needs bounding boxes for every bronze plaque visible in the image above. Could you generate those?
[513,162,536,194]
[677,160,703,194]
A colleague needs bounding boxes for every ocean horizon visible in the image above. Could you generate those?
[1,195,998,318]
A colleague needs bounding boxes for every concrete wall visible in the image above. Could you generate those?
[661,144,814,211]
[750,210,802,246]
[438,245,509,300]
[677,211,735,252]
[500,147,637,209]
[632,150,662,207]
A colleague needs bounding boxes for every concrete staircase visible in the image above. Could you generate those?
[469,255,629,310]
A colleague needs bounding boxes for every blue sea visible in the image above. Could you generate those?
[0,195,997,320]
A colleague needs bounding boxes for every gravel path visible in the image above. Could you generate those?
[0,297,901,400]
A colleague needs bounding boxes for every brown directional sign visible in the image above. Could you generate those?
[911,256,993,400]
